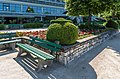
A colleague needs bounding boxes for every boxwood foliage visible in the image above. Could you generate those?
[105,20,119,29]
[0,24,5,30]
[23,23,43,28]
[50,18,72,25]
[47,22,78,45]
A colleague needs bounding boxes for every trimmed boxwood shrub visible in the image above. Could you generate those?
[106,20,119,29]
[23,23,43,28]
[0,24,5,30]
[46,23,62,41]
[50,18,72,25]
[47,22,78,45]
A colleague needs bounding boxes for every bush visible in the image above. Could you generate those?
[115,20,120,29]
[105,20,119,29]
[47,22,78,45]
[0,24,5,30]
[23,23,43,28]
[115,20,120,25]
[50,18,72,25]
[78,23,106,30]
[34,23,43,28]
[78,24,86,29]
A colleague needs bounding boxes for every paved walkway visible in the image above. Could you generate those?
[0,33,120,79]
[0,28,47,33]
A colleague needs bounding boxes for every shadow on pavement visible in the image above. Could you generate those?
[13,33,120,79]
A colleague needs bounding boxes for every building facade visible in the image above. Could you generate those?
[0,0,66,24]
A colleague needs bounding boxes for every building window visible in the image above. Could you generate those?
[3,3,10,11]
[32,6,37,13]
[38,7,42,13]
[10,4,16,12]
[43,7,51,14]
[23,5,28,12]
[16,4,21,12]
[0,3,3,11]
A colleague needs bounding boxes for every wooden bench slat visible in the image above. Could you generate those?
[0,39,21,45]
[17,43,47,60]
[30,36,62,49]
[22,44,55,59]
[0,33,16,39]
[28,40,60,52]
[17,43,55,60]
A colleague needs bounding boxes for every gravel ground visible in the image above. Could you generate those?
[0,33,120,79]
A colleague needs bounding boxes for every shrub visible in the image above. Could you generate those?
[50,18,72,25]
[115,20,120,29]
[78,24,86,29]
[103,22,107,26]
[56,18,66,20]
[23,23,43,28]
[105,20,119,29]
[47,23,62,41]
[47,22,78,45]
[34,23,43,28]
[0,24,5,30]
[78,23,105,30]
[115,20,120,25]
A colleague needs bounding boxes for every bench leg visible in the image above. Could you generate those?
[45,60,53,67]
[36,59,53,72]
[36,59,45,72]
[17,48,23,57]
[10,43,16,50]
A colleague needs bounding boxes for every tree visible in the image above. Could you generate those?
[111,1,120,19]
[116,11,120,19]
[26,6,34,13]
[64,0,120,26]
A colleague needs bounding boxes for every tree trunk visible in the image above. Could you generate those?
[87,9,92,27]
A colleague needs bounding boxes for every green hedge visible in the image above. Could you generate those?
[47,22,78,45]
[23,23,43,28]
[50,18,72,25]
[78,24,106,30]
[105,20,119,29]
[0,24,5,30]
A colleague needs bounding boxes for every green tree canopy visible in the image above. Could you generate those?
[65,0,120,16]
[64,0,120,25]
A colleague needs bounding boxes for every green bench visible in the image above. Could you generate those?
[0,39,21,50]
[17,43,55,72]
[0,33,21,50]
[0,32,16,39]
[28,36,62,56]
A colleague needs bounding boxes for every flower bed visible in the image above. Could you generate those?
[78,29,111,40]
[16,30,47,40]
